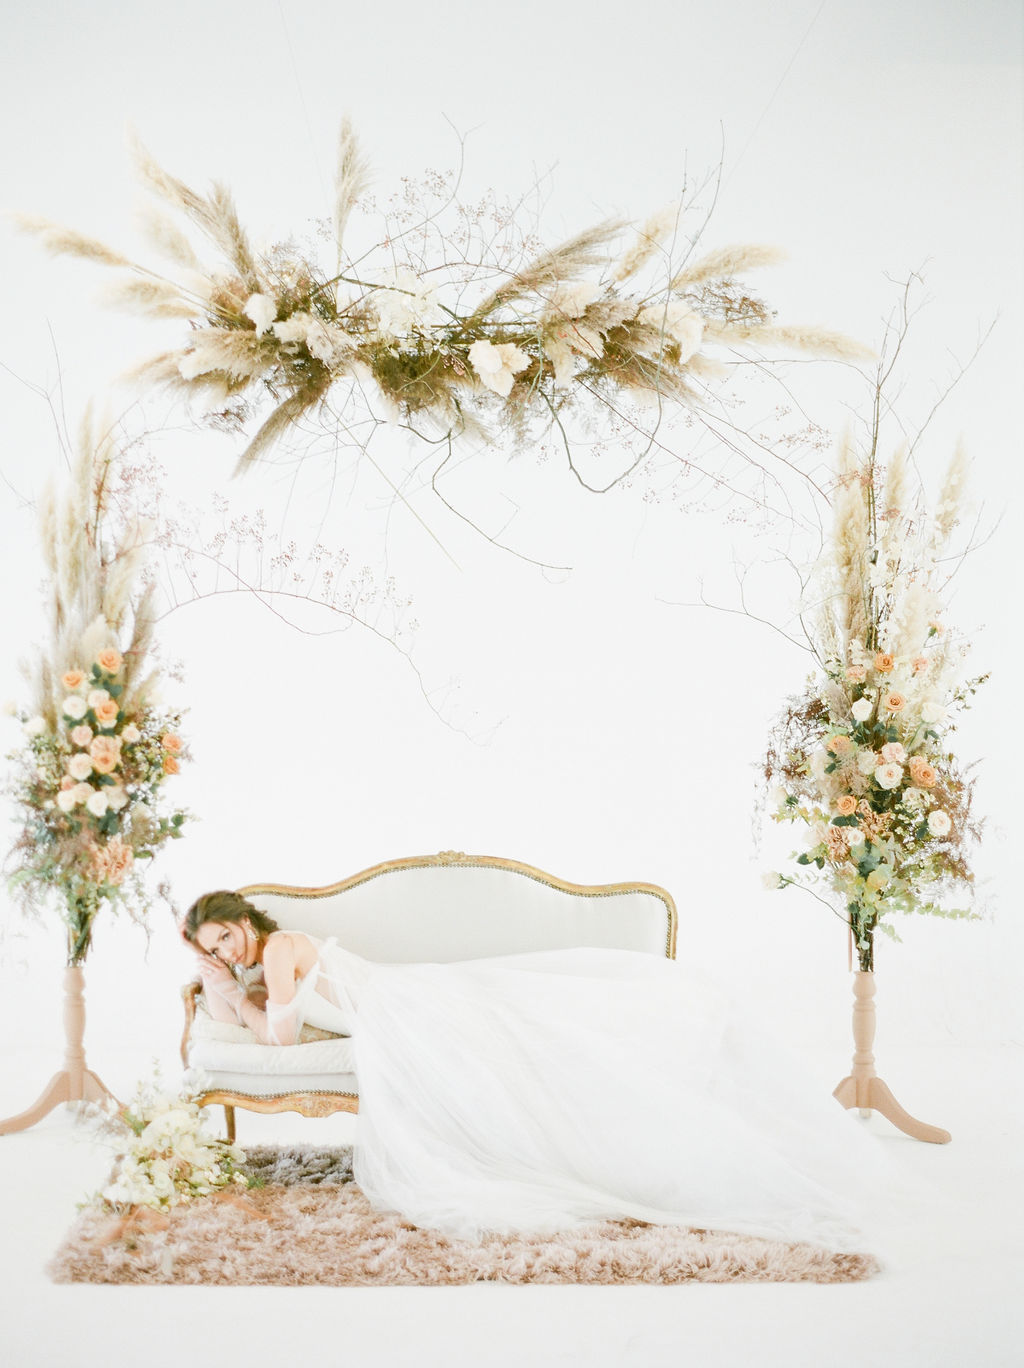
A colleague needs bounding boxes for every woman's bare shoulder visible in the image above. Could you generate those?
[264,929,317,972]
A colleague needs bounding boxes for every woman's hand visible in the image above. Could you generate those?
[195,954,248,1023]
[196,955,237,991]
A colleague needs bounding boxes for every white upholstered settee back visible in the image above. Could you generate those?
[239,852,677,965]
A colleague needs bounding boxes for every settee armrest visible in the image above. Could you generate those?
[180,979,202,1066]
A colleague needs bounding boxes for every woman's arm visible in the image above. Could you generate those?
[195,956,250,1024]
[235,933,301,1045]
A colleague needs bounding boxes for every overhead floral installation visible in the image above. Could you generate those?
[761,327,987,971]
[4,411,189,964]
[19,122,868,503]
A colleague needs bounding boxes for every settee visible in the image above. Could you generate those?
[181,850,677,1140]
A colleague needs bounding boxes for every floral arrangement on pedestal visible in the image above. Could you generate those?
[763,434,986,971]
[18,122,867,476]
[5,413,188,964]
[89,1071,249,1214]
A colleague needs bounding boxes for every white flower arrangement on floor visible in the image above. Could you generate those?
[4,413,188,964]
[18,122,869,477]
[90,1072,248,1213]
[763,434,987,970]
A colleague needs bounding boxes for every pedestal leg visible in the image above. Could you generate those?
[832,970,950,1144]
[0,965,118,1136]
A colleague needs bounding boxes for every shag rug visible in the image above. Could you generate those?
[49,1145,878,1285]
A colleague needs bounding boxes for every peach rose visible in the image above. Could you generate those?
[836,795,858,817]
[93,699,120,729]
[89,735,121,775]
[61,669,86,691]
[873,652,895,673]
[70,724,93,748]
[60,775,74,791]
[883,691,905,713]
[161,732,183,754]
[68,753,93,781]
[103,836,133,885]
[96,648,123,675]
[912,656,930,674]
[909,757,937,788]
[163,754,180,775]
[845,664,867,683]
[827,734,853,756]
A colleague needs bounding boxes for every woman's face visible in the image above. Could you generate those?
[195,919,257,969]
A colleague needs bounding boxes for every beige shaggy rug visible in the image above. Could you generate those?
[49,1146,879,1285]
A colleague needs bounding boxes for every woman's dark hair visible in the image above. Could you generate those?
[182,890,280,948]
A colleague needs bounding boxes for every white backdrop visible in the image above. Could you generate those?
[1,0,1021,1102]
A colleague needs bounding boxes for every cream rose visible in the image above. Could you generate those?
[902,787,926,808]
[93,699,120,729]
[62,696,87,720]
[856,750,878,775]
[24,715,47,735]
[845,665,867,683]
[851,698,873,722]
[96,648,123,674]
[86,790,110,817]
[909,757,937,788]
[846,827,865,846]
[921,699,948,725]
[880,741,907,764]
[70,724,93,748]
[121,722,142,744]
[87,688,110,710]
[68,753,93,781]
[927,809,952,837]
[89,735,121,775]
[70,782,93,806]
[56,790,78,813]
[106,787,129,811]
[874,762,904,790]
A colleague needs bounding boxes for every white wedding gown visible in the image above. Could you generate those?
[278,936,892,1251]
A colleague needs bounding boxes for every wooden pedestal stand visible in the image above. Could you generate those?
[833,970,950,1144]
[0,965,117,1135]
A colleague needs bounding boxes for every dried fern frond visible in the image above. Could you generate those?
[103,276,201,320]
[12,214,136,270]
[613,206,677,282]
[472,219,625,319]
[334,117,372,265]
[671,244,785,291]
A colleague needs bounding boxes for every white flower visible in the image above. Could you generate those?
[880,741,907,765]
[851,698,873,722]
[467,339,531,398]
[809,748,830,779]
[87,689,110,710]
[874,762,904,791]
[24,715,47,735]
[2,700,16,716]
[271,312,313,344]
[902,786,926,808]
[244,293,277,336]
[856,750,878,775]
[70,782,93,805]
[761,871,784,890]
[106,787,129,811]
[56,790,77,813]
[639,300,705,361]
[121,723,142,744]
[305,319,353,365]
[544,336,576,387]
[62,696,87,720]
[547,280,600,319]
[920,699,948,725]
[846,827,865,846]
[86,789,110,817]
[68,753,93,781]
[768,785,788,808]
[373,267,444,338]
[927,809,952,837]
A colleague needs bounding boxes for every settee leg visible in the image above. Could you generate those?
[224,1105,236,1143]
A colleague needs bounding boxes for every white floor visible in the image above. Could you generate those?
[1,1040,1021,1368]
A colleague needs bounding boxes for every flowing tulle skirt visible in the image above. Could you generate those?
[346,947,889,1250]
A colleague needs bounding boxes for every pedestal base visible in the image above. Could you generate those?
[0,1067,115,1135]
[834,969,951,1145]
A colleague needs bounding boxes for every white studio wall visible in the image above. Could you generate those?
[1,0,1021,1116]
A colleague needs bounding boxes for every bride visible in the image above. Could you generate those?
[183,889,892,1253]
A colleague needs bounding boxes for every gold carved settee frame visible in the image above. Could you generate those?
[181,850,678,1141]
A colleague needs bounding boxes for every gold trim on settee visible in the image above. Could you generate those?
[184,851,678,1139]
